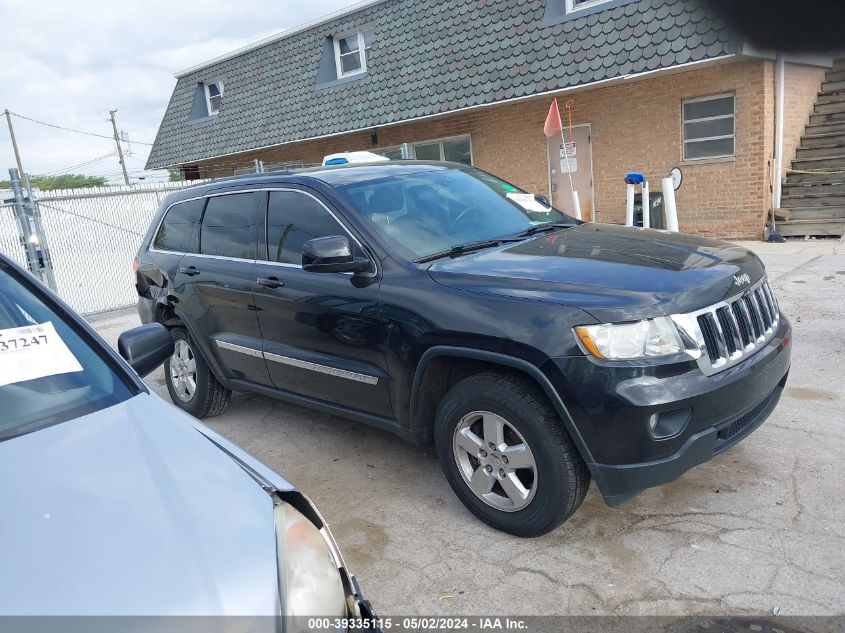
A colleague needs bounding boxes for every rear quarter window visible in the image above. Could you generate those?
[153,198,205,253]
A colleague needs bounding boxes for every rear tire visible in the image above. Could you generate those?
[434,372,589,537]
[165,328,230,419]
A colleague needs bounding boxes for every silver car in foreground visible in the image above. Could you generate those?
[0,253,375,623]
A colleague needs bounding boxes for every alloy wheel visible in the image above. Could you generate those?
[169,339,197,402]
[452,410,537,512]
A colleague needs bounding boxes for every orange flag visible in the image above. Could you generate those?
[543,98,563,138]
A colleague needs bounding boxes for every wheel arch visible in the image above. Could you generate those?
[163,304,234,390]
[410,346,596,466]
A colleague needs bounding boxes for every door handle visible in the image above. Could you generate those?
[257,276,284,289]
[178,265,200,276]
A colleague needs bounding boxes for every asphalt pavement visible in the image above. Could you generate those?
[89,238,845,616]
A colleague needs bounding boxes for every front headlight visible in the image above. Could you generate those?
[275,502,347,618]
[574,317,684,360]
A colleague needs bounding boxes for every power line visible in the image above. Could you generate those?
[36,201,146,237]
[8,110,155,145]
[43,151,116,176]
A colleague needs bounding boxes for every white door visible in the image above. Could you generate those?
[547,124,595,222]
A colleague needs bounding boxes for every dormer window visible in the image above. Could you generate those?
[204,81,223,115]
[565,0,612,12]
[333,29,373,78]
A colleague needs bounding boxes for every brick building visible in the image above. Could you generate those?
[146,0,832,238]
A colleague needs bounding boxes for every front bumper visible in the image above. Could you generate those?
[551,316,792,505]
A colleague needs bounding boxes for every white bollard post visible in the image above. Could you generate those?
[571,190,582,221]
[661,177,679,232]
[625,183,635,227]
[641,181,650,229]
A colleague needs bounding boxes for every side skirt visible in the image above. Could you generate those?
[228,378,431,446]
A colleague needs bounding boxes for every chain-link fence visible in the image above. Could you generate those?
[1,180,208,315]
[0,201,28,269]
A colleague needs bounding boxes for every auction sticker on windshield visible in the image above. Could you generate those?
[506,193,551,213]
[0,322,83,387]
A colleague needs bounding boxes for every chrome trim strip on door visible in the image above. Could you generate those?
[212,338,380,385]
[214,339,264,358]
[264,351,380,385]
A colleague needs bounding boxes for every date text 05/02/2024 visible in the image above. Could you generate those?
[306,617,528,630]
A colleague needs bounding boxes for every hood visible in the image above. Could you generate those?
[0,394,281,616]
[428,223,766,322]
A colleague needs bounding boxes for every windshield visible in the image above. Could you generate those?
[0,262,136,441]
[335,165,576,261]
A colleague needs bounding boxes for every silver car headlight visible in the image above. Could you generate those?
[274,502,347,619]
[574,317,684,360]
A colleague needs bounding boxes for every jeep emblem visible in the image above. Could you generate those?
[733,273,751,287]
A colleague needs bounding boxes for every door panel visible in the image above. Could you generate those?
[547,125,595,222]
[175,191,270,385]
[252,264,389,416]
[177,256,269,384]
[252,188,392,418]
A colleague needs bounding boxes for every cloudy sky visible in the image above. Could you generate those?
[0,0,356,183]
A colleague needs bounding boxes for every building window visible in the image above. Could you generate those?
[565,0,612,13]
[683,94,736,161]
[334,29,373,78]
[372,136,473,164]
[204,81,223,116]
[414,136,472,164]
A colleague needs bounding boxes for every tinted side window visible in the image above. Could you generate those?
[200,193,255,259]
[266,191,362,265]
[153,198,204,252]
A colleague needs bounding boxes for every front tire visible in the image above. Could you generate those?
[434,372,590,537]
[165,328,231,418]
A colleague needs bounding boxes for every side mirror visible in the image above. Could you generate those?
[118,323,174,377]
[302,236,371,274]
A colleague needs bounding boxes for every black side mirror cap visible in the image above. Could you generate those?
[118,323,174,377]
[302,235,371,274]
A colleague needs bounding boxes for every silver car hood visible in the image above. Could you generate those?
[0,393,283,615]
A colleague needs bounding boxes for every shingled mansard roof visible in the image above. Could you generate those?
[146,0,738,169]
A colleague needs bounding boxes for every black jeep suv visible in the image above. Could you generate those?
[135,162,791,536]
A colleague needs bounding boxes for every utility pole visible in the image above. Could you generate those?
[4,109,27,184]
[108,109,130,185]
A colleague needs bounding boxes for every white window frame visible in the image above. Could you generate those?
[682,93,736,162]
[565,0,613,13]
[333,30,370,78]
[204,80,224,116]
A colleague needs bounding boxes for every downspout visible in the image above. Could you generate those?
[772,54,786,216]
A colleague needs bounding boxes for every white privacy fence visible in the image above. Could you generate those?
[1,180,208,315]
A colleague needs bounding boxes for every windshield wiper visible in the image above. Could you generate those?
[511,222,575,238]
[415,237,522,264]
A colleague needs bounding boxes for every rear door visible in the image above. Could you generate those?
[175,190,271,386]
[251,187,392,417]
[139,197,205,315]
